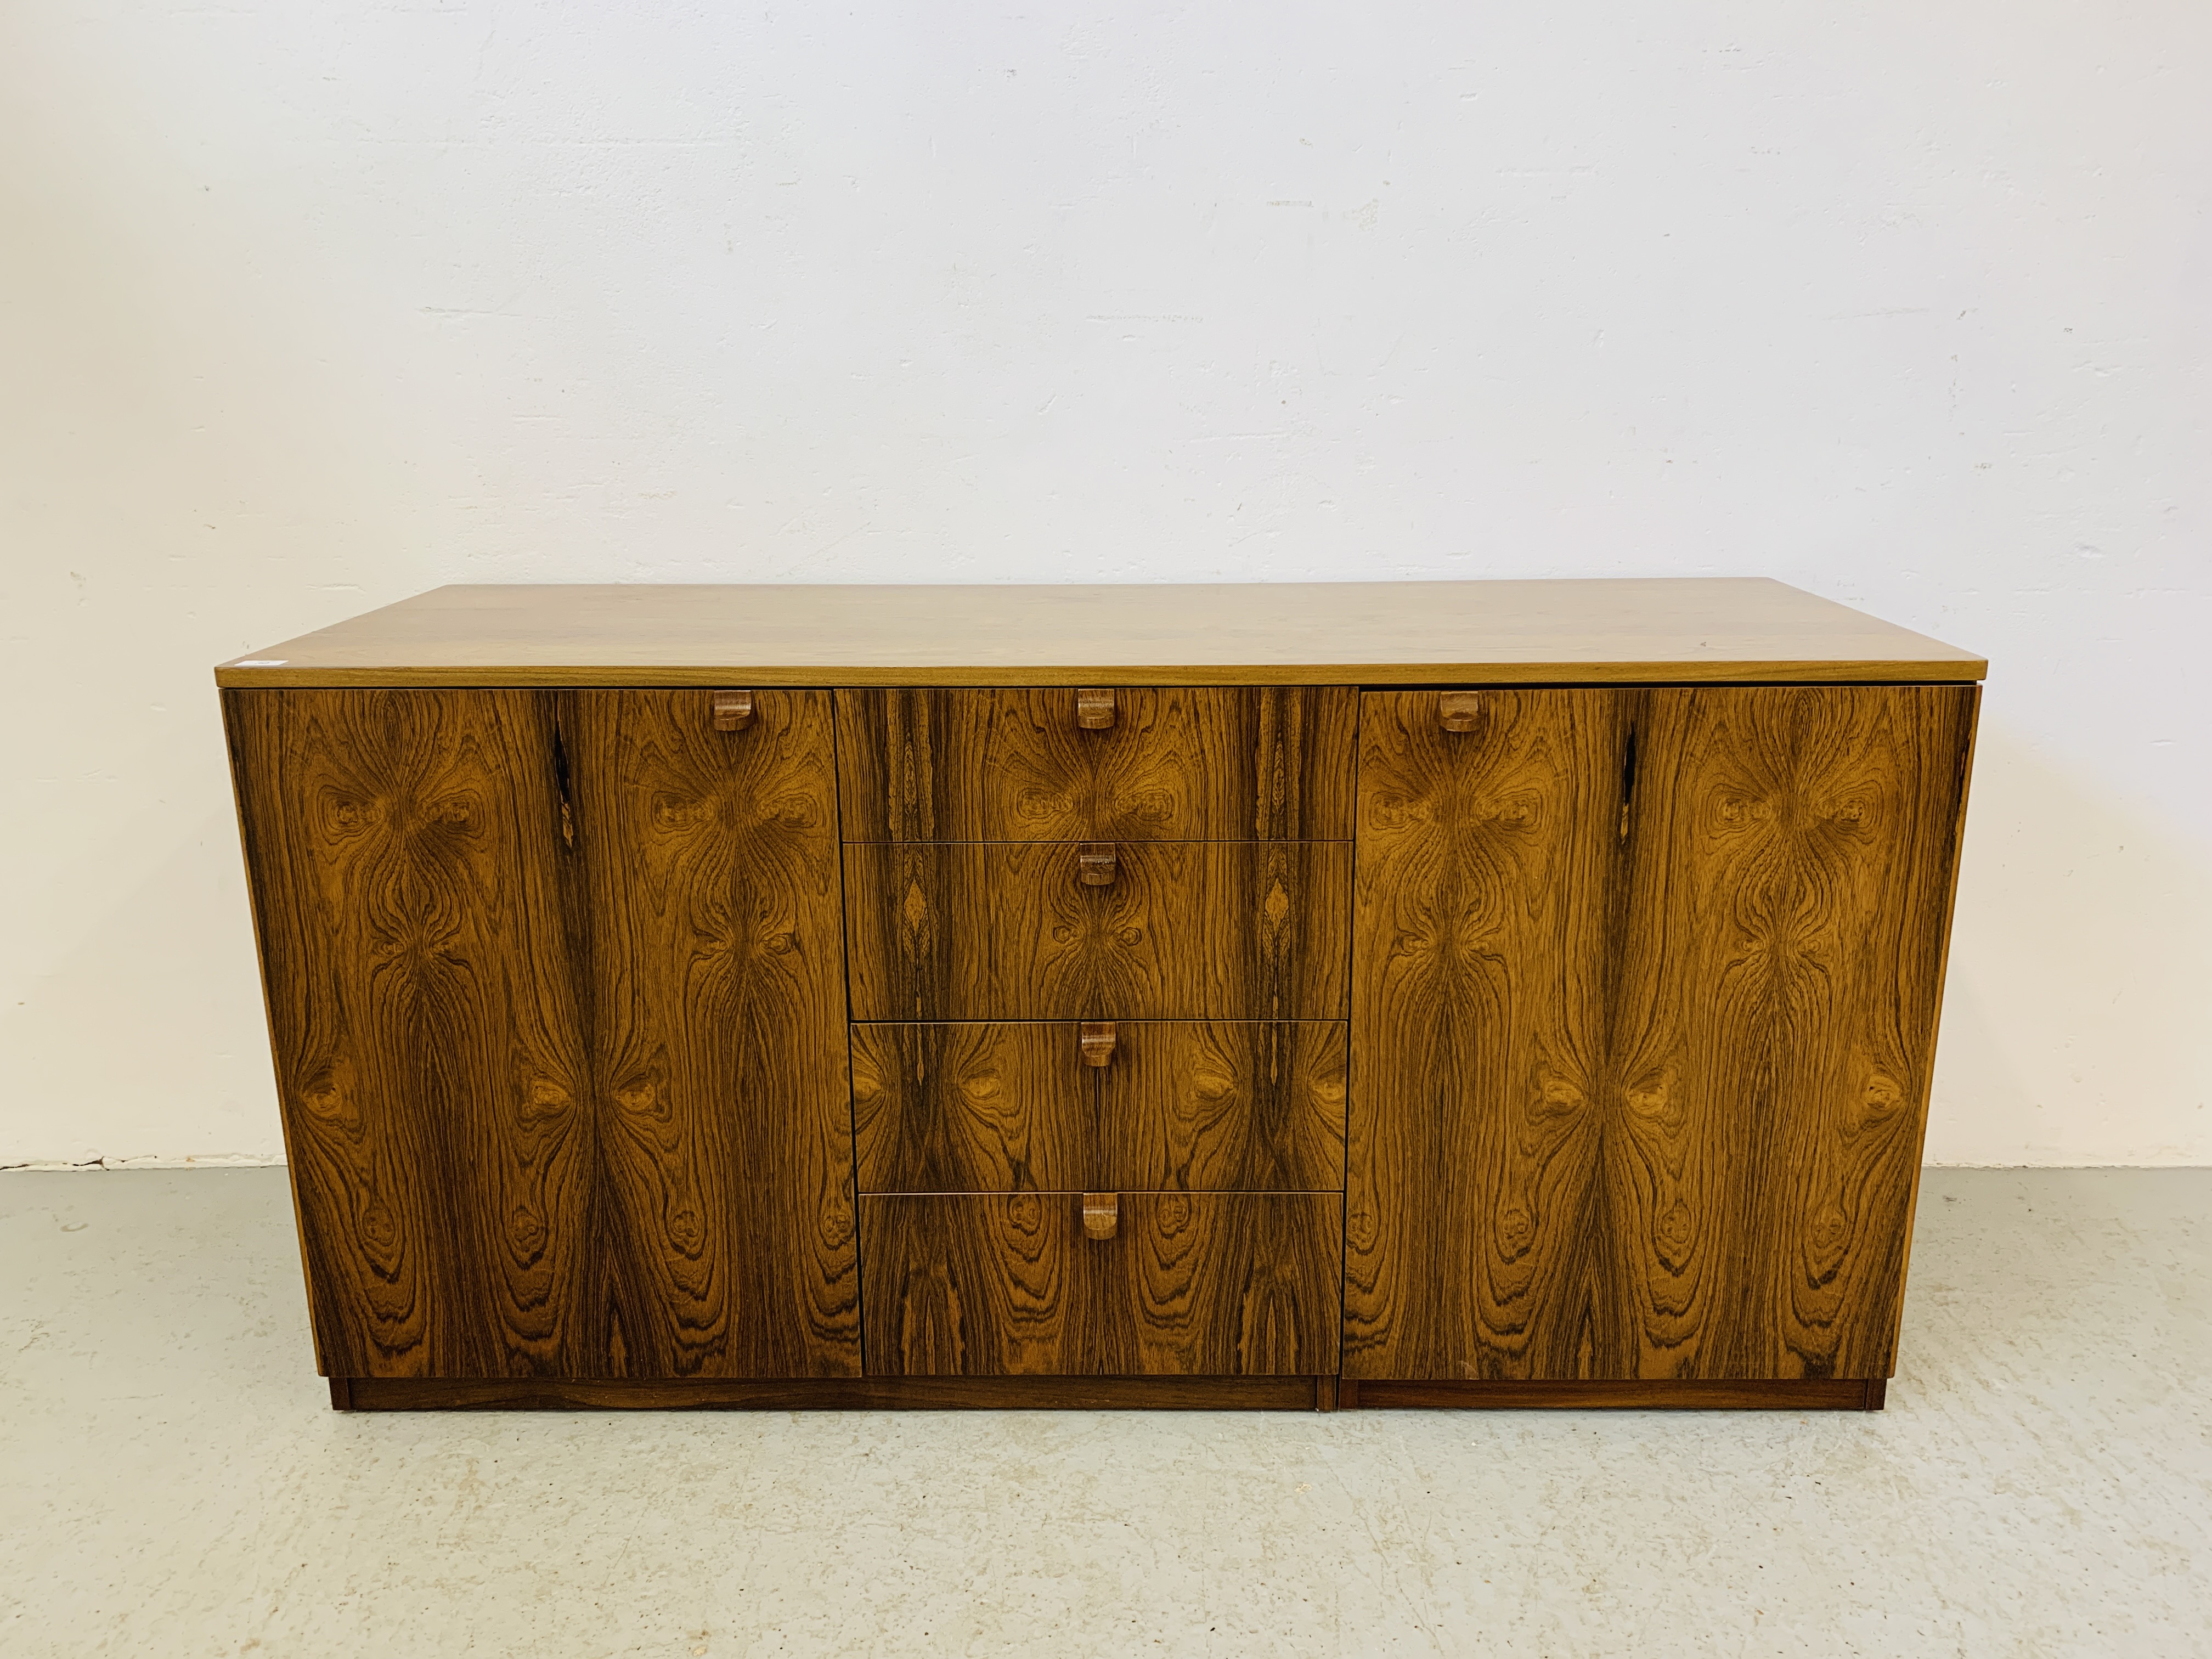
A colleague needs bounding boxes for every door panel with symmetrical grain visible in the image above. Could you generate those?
[227,686,861,1381]
[1344,685,1976,1383]
[1342,689,1628,1383]
[226,688,598,1378]
[1602,685,1977,1380]
[561,688,860,1377]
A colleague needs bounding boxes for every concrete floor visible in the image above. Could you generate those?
[2,1171,2207,1658]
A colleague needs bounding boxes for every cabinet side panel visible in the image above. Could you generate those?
[1609,685,1977,1379]
[566,688,861,1378]
[1345,690,1630,1379]
[226,689,597,1378]
[221,690,332,1373]
[1878,684,1981,1374]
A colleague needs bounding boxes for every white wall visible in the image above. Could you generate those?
[4,2,2207,1167]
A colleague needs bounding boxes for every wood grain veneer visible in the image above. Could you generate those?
[842,842,1351,1021]
[215,579,1986,688]
[834,686,1356,841]
[861,1193,1342,1376]
[225,686,860,1379]
[851,1021,1346,1193]
[1342,685,1977,1383]
[227,688,592,1377]
[221,579,1982,1413]
[559,688,860,1377]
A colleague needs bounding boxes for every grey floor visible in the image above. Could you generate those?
[2,1171,2208,1658]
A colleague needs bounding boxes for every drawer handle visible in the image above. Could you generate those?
[1438,690,1481,733]
[1080,1020,1118,1068]
[1082,1192,1119,1240]
[1076,687,1116,730]
[1078,843,1118,887]
[712,690,756,731]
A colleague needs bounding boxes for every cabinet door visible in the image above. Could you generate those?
[227,689,599,1378]
[562,689,860,1378]
[227,687,860,1380]
[1345,685,1977,1383]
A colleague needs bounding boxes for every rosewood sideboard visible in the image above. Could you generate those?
[216,579,1983,1413]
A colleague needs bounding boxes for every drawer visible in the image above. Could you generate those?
[834,686,1356,842]
[861,1192,1342,1376]
[842,841,1351,1020]
[852,1021,1346,1193]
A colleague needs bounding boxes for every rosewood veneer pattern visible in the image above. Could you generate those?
[219,581,1980,1410]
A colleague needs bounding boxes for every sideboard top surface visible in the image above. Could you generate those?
[214,578,1985,688]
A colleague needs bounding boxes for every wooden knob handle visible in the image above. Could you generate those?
[713,690,756,731]
[1438,691,1481,733]
[1080,1021,1118,1068]
[1082,1193,1119,1240]
[1076,688,1116,730]
[1078,843,1118,887]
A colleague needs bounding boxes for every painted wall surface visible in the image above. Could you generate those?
[3,3,2206,1166]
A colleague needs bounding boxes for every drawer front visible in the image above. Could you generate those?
[853,1021,1346,1193]
[861,1192,1341,1376]
[834,686,1356,842]
[843,841,1351,1020]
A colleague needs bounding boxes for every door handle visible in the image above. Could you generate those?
[713,690,756,731]
[1076,687,1116,730]
[1082,1192,1119,1240]
[1438,691,1481,733]
[1078,843,1118,887]
[1080,1021,1118,1068]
